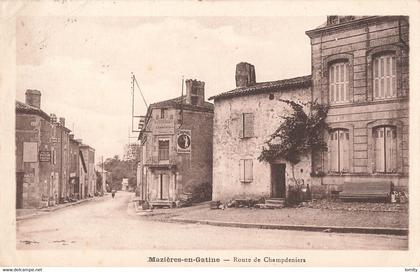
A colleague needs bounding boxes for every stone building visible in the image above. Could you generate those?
[210,63,312,201]
[16,89,95,208]
[210,16,409,202]
[80,145,96,197]
[306,16,409,196]
[137,79,214,207]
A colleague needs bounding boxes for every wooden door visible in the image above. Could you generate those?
[271,164,286,198]
[16,172,24,209]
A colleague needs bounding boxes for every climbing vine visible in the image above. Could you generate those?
[258,99,329,165]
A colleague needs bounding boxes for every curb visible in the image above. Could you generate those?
[16,196,104,221]
[168,217,408,236]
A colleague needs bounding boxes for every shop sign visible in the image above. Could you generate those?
[177,130,191,153]
[39,151,51,162]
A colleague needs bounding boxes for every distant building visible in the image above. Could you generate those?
[80,145,96,197]
[137,79,214,207]
[122,178,129,191]
[96,165,111,194]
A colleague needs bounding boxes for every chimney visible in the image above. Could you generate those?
[185,79,205,106]
[50,113,57,123]
[25,89,41,109]
[235,62,256,88]
[59,117,65,127]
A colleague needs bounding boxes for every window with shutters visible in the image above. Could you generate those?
[373,54,397,99]
[374,126,397,173]
[158,139,169,161]
[329,129,350,172]
[239,159,253,182]
[329,62,350,104]
[242,113,254,138]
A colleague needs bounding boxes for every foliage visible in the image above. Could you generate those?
[95,170,103,191]
[258,99,329,165]
[102,155,137,190]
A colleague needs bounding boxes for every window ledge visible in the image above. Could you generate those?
[240,180,253,183]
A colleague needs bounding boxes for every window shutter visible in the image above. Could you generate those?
[239,114,244,138]
[375,127,385,172]
[239,160,245,182]
[244,113,254,138]
[340,131,350,172]
[244,159,253,182]
[329,131,338,172]
[386,127,397,172]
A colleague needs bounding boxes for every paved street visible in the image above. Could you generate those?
[16,191,408,250]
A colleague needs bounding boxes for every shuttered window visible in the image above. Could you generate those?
[239,159,253,182]
[242,113,254,138]
[373,54,397,99]
[374,126,397,173]
[329,62,349,104]
[329,129,350,172]
[158,139,169,161]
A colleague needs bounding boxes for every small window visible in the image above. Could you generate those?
[329,62,349,104]
[242,113,254,138]
[239,159,253,182]
[160,108,166,119]
[373,54,397,99]
[158,139,169,161]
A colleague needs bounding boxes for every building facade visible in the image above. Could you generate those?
[306,16,409,196]
[137,79,214,207]
[211,16,409,202]
[16,89,96,209]
[210,63,313,201]
[80,145,96,197]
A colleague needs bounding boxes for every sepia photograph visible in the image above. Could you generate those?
[1,0,420,269]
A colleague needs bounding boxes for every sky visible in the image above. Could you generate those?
[16,16,325,161]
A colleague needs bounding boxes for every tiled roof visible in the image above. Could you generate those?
[15,101,50,120]
[149,95,214,112]
[209,75,312,101]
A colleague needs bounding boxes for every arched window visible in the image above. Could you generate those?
[373,54,397,99]
[374,126,397,173]
[329,62,350,104]
[329,129,350,172]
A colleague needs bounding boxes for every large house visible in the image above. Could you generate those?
[210,16,409,202]
[137,79,214,207]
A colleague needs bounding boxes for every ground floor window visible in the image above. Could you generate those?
[329,129,350,172]
[239,159,253,182]
[374,126,397,173]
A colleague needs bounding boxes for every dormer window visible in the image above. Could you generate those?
[329,61,349,104]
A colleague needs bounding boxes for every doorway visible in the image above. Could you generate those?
[16,172,24,209]
[271,164,286,198]
[158,173,170,200]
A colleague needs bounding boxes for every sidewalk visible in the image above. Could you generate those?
[135,200,408,236]
[16,195,109,221]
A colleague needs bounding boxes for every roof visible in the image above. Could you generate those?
[149,95,214,112]
[305,16,407,38]
[16,100,72,132]
[209,75,312,101]
[16,101,50,121]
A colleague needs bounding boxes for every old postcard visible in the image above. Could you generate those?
[0,0,420,268]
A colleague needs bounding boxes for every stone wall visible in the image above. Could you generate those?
[212,86,312,202]
[308,16,409,195]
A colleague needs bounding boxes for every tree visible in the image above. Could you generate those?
[258,99,329,180]
[102,155,137,191]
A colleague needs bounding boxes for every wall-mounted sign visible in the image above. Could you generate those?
[153,119,175,135]
[177,130,191,153]
[23,142,38,162]
[50,137,59,143]
[39,151,51,162]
